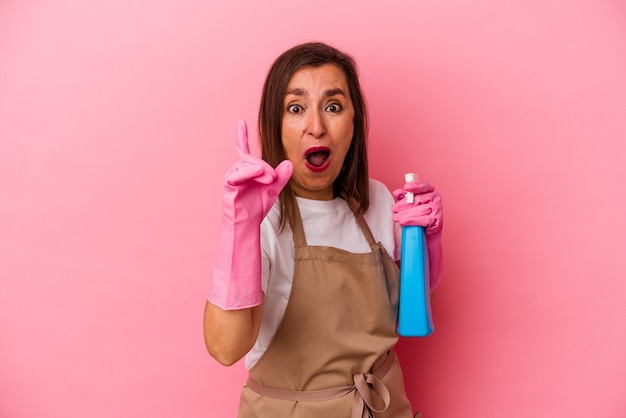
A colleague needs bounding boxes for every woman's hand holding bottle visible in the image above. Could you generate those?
[392,179,443,290]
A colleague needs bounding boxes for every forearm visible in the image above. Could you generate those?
[203,299,263,366]
[203,120,290,365]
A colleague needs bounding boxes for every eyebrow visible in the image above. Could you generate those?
[285,87,347,98]
[323,88,347,98]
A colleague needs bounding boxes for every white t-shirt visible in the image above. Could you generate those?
[245,179,401,370]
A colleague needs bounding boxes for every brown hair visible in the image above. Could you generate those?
[259,42,369,230]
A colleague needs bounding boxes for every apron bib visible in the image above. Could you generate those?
[238,200,415,418]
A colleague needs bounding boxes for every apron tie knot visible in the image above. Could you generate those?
[352,372,391,418]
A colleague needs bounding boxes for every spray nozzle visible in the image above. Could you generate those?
[404,173,417,204]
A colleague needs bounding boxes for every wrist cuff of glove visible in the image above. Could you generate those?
[208,268,263,310]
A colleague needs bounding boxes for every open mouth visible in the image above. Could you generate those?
[304,147,331,171]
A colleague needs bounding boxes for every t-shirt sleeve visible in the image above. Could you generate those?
[260,217,274,295]
[394,220,402,261]
[368,179,403,261]
[383,185,402,261]
[261,246,270,295]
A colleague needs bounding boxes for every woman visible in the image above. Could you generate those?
[204,42,443,418]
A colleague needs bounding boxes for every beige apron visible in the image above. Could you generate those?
[238,201,417,418]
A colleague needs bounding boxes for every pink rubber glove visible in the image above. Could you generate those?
[208,120,293,310]
[392,180,443,290]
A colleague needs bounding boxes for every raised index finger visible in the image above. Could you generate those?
[236,120,250,156]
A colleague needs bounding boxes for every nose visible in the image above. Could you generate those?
[305,109,326,139]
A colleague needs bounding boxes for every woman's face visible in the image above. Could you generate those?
[281,64,355,201]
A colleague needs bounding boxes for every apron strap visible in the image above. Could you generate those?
[352,373,391,418]
[246,351,396,418]
[289,197,307,248]
[354,212,378,249]
[347,197,378,249]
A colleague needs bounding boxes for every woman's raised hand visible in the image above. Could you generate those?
[209,121,292,311]
[224,120,293,222]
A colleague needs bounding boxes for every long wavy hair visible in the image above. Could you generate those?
[259,42,369,230]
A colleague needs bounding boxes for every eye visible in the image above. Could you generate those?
[287,104,303,114]
[325,103,342,112]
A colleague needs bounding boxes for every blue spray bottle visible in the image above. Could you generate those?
[397,173,434,337]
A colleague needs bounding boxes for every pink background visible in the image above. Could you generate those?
[2,0,625,417]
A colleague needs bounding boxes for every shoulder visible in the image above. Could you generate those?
[368,178,394,206]
[262,200,285,234]
[365,178,394,215]
[260,201,292,258]
[365,178,401,259]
